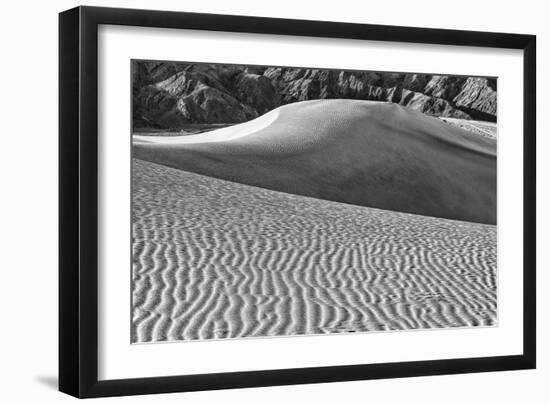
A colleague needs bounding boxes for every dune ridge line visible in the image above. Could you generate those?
[134,107,280,144]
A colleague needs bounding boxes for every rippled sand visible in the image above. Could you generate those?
[132,159,496,343]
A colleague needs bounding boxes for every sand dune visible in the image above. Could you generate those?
[132,159,496,343]
[134,108,280,144]
[133,100,496,224]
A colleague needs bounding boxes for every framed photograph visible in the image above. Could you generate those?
[59,6,536,398]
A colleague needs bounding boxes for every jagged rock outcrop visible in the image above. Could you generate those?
[133,62,497,129]
[453,77,497,120]
[133,65,263,128]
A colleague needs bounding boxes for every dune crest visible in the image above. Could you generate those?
[134,107,280,144]
[134,100,496,224]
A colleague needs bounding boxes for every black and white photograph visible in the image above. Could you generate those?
[131,60,498,343]
[0,0,544,401]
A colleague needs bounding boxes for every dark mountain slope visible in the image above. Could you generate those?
[132,61,497,130]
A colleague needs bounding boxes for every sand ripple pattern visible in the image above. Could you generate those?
[132,159,497,343]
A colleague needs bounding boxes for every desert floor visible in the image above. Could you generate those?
[132,158,496,343]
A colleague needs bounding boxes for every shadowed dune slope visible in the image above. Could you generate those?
[134,100,496,224]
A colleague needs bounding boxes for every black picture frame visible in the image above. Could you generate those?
[59,5,536,398]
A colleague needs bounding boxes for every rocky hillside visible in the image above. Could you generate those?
[132,61,497,129]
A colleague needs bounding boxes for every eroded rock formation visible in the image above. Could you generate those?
[133,62,497,129]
